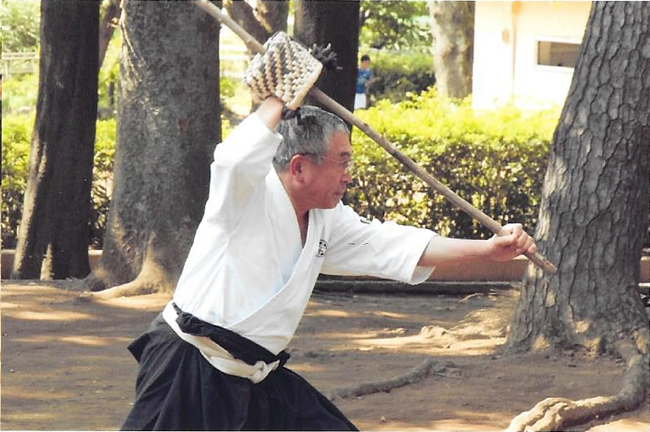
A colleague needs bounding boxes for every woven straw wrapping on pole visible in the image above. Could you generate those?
[243,32,323,110]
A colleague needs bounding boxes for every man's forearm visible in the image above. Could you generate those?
[256,97,284,131]
[417,236,491,267]
[417,223,536,267]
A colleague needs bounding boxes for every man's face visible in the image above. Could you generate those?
[304,131,353,209]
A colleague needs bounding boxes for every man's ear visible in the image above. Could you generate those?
[289,154,308,181]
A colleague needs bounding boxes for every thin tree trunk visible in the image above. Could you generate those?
[427,1,474,98]
[224,0,288,53]
[12,0,100,280]
[293,0,360,113]
[254,0,288,35]
[223,0,288,112]
[85,0,221,296]
[506,3,650,430]
[98,0,121,69]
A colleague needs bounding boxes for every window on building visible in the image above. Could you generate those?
[537,40,581,68]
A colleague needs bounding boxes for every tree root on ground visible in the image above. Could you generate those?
[89,277,160,299]
[506,352,649,431]
[326,358,461,402]
[85,245,175,299]
[89,266,169,299]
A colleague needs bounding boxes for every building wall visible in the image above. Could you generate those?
[473,1,591,111]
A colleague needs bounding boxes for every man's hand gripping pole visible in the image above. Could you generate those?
[194,0,558,275]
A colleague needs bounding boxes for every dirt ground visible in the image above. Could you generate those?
[1,280,648,431]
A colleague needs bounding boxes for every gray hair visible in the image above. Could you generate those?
[273,105,350,172]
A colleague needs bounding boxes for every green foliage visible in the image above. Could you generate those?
[220,76,237,100]
[0,0,40,52]
[364,49,434,105]
[346,89,560,239]
[1,114,33,248]
[90,118,117,249]
[2,73,39,115]
[360,1,432,50]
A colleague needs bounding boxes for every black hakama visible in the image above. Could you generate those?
[121,308,358,431]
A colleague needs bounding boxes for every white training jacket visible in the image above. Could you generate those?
[168,112,436,370]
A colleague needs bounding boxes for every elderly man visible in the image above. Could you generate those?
[121,33,535,431]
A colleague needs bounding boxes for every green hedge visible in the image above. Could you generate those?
[2,90,560,249]
[1,114,32,248]
[346,89,559,239]
[365,49,434,105]
[1,115,116,249]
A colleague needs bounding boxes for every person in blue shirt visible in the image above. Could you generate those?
[354,54,372,110]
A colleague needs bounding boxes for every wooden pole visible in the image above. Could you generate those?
[194,0,557,275]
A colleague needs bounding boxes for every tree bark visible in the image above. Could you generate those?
[12,0,100,280]
[253,0,288,35]
[427,1,474,98]
[224,0,288,53]
[293,0,360,114]
[506,3,650,430]
[85,0,221,296]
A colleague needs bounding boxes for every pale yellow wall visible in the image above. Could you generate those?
[472,1,591,111]
[472,2,514,109]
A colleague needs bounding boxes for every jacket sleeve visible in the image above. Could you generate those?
[203,113,283,229]
[321,204,438,284]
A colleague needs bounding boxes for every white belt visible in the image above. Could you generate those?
[162,302,280,384]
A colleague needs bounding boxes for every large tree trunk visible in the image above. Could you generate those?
[293,0,360,113]
[427,1,474,98]
[85,0,221,297]
[12,0,100,280]
[506,3,650,430]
